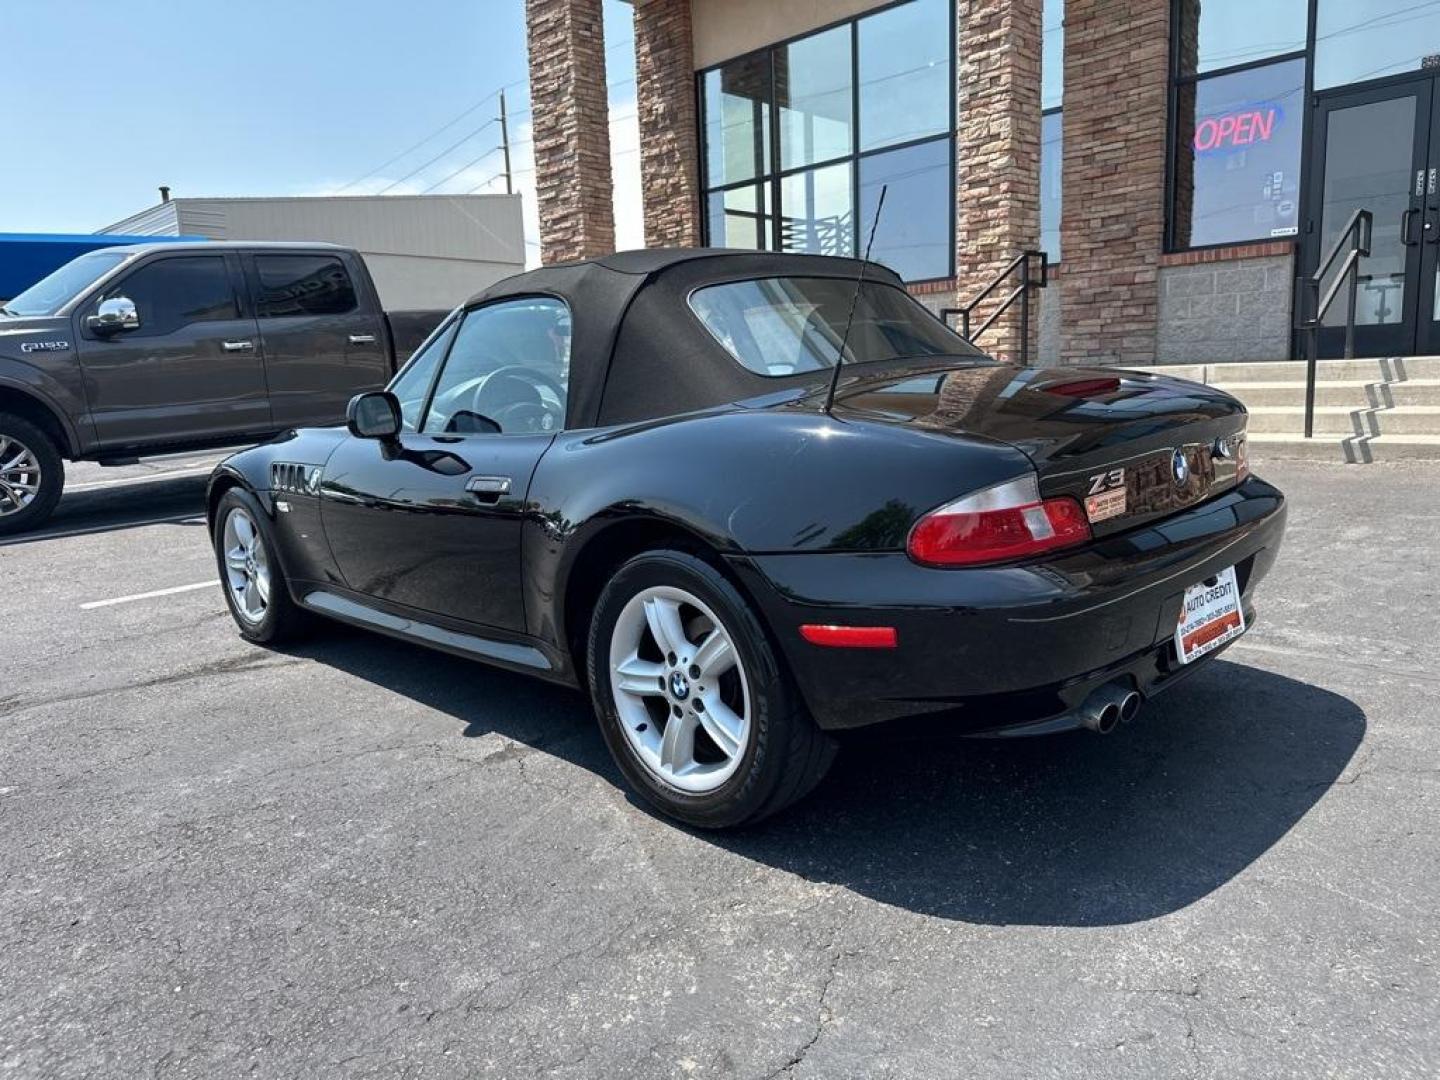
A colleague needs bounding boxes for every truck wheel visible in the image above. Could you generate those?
[0,413,64,537]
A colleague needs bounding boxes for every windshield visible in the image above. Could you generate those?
[4,250,130,316]
[688,276,979,377]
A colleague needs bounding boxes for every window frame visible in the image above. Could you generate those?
[408,293,573,438]
[695,0,957,285]
[1164,0,1314,253]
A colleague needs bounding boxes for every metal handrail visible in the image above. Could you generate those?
[942,250,1049,365]
[1298,208,1372,438]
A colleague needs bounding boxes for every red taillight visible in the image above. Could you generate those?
[907,474,1091,567]
[799,624,899,649]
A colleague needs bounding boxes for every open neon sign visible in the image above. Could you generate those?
[1193,106,1281,153]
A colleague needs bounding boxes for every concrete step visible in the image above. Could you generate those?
[1246,405,1440,436]
[1148,356,1440,384]
[1249,431,1440,463]
[1213,379,1440,408]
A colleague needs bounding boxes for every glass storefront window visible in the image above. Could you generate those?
[1040,111,1062,259]
[858,0,951,151]
[1175,0,1307,75]
[1315,0,1440,90]
[707,184,774,251]
[1171,57,1305,248]
[859,137,951,281]
[699,0,954,281]
[1042,0,1064,111]
[703,54,771,188]
[779,162,854,257]
[777,25,853,171]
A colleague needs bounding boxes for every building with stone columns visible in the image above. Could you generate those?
[524,0,1440,367]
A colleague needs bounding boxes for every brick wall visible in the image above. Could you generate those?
[954,0,1044,362]
[1059,0,1171,365]
[634,0,702,248]
[524,0,616,263]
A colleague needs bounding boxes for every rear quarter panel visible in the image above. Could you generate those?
[525,407,1034,648]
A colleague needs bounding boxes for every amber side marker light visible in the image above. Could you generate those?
[799,624,899,649]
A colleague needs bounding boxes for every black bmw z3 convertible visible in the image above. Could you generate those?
[208,249,1286,828]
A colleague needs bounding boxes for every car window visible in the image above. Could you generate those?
[688,276,974,376]
[254,255,357,317]
[422,298,571,435]
[97,256,238,336]
[389,317,459,433]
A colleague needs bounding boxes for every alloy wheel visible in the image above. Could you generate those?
[0,434,43,518]
[222,507,271,624]
[608,584,752,794]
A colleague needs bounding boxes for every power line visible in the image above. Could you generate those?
[338,91,501,193]
[377,117,500,194]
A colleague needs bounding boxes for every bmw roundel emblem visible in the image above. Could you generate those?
[1171,448,1190,487]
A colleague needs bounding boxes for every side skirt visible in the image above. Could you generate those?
[300,589,555,673]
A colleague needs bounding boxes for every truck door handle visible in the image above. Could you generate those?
[222,340,255,352]
[465,475,512,504]
[348,334,377,345]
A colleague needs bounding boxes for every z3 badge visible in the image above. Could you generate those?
[1084,467,1127,523]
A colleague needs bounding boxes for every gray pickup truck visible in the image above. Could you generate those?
[0,241,445,534]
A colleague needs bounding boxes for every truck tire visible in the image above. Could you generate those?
[0,412,64,537]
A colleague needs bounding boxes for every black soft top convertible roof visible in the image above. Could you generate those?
[463,249,914,429]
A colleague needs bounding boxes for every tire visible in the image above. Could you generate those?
[587,550,835,829]
[212,488,309,645]
[0,412,64,537]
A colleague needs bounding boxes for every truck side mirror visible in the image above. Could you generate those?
[87,296,140,335]
[346,391,402,441]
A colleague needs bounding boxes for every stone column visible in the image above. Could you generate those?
[1059,0,1171,365]
[634,0,703,248]
[524,0,616,263]
[954,0,1044,363]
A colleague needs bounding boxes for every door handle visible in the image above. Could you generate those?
[1426,208,1440,244]
[465,475,512,503]
[1403,207,1421,245]
[348,333,377,345]
[222,340,255,352]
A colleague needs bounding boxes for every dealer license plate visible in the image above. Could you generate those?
[1174,566,1245,665]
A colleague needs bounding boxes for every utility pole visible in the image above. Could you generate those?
[499,89,514,195]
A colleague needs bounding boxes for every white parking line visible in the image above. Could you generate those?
[79,580,219,610]
[0,513,206,546]
[66,465,217,492]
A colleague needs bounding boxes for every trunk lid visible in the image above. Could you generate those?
[830,361,1249,537]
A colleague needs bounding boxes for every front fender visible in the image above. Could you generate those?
[0,360,88,456]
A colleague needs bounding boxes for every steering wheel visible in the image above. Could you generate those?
[467,365,566,433]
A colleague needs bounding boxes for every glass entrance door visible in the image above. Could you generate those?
[1306,75,1440,358]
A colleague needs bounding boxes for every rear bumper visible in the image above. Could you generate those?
[730,475,1286,733]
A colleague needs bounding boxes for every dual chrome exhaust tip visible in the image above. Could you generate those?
[1078,681,1143,735]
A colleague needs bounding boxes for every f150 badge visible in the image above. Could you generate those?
[1084,467,1127,523]
[19,340,71,353]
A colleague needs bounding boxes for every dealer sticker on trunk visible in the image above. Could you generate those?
[1084,467,1127,523]
[1174,565,1246,664]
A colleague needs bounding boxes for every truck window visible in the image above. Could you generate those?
[97,256,238,336]
[255,255,357,318]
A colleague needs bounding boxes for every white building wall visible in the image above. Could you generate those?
[102,194,524,309]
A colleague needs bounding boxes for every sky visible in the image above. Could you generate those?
[3,0,644,265]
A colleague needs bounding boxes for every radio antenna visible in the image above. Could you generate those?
[824,184,887,416]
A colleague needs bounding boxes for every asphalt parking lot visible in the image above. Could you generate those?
[2,455,1437,1079]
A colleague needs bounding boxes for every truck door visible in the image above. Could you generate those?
[247,252,389,429]
[75,252,270,449]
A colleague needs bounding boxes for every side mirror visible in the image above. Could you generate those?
[346,391,403,441]
[87,296,140,335]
